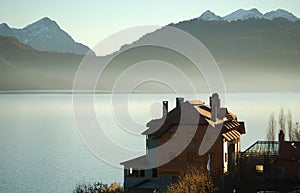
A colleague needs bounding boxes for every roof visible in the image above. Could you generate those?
[187,100,205,105]
[223,120,246,134]
[142,99,244,137]
[142,119,163,135]
[242,140,300,158]
[279,141,300,159]
[189,100,211,119]
[120,155,149,168]
[205,118,244,141]
[194,105,211,119]
[242,141,279,156]
[269,141,300,166]
[222,129,241,141]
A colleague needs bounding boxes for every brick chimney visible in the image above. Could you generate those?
[279,130,285,142]
[210,93,220,122]
[162,101,168,118]
[176,97,184,109]
[278,130,285,156]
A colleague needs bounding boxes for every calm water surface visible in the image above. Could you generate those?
[0,93,299,193]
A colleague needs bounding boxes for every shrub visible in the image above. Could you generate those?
[165,167,217,193]
[73,181,122,193]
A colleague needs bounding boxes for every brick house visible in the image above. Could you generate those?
[120,93,246,193]
[240,130,300,191]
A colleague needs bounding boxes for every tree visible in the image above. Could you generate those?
[266,113,276,141]
[106,182,122,193]
[278,108,286,136]
[165,167,217,193]
[294,122,300,141]
[287,110,293,141]
[73,181,122,193]
[267,109,299,141]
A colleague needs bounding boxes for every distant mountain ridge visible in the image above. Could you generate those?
[199,8,299,22]
[199,10,223,21]
[111,14,300,92]
[1,9,300,92]
[0,35,85,90]
[0,17,94,55]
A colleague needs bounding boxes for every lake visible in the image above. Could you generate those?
[0,93,299,193]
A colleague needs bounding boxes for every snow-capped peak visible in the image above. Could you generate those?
[200,8,299,22]
[264,9,299,22]
[224,8,264,22]
[199,10,223,21]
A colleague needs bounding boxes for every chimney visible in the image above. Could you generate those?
[210,93,220,122]
[278,130,285,156]
[176,97,184,109]
[279,130,285,142]
[162,101,168,117]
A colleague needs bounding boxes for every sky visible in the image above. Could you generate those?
[1,0,300,49]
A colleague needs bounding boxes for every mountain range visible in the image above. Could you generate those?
[199,8,299,22]
[0,17,94,55]
[0,8,300,92]
[0,35,84,90]
[100,16,300,93]
[0,9,298,56]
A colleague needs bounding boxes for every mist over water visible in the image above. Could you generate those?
[0,93,299,193]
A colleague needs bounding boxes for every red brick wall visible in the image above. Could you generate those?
[157,124,224,176]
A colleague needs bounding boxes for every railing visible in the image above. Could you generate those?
[240,141,279,158]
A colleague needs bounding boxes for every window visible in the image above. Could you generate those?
[146,139,149,149]
[187,153,196,162]
[225,153,228,162]
[132,169,139,177]
[127,168,145,178]
[140,169,145,177]
[255,165,264,173]
[126,169,130,176]
[152,168,158,178]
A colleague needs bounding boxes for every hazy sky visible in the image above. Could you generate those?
[1,0,300,48]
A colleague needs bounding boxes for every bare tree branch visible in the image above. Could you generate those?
[278,108,286,136]
[294,122,300,141]
[267,113,276,141]
[287,109,293,141]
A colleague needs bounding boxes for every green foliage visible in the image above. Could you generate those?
[165,167,217,193]
[73,181,122,193]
